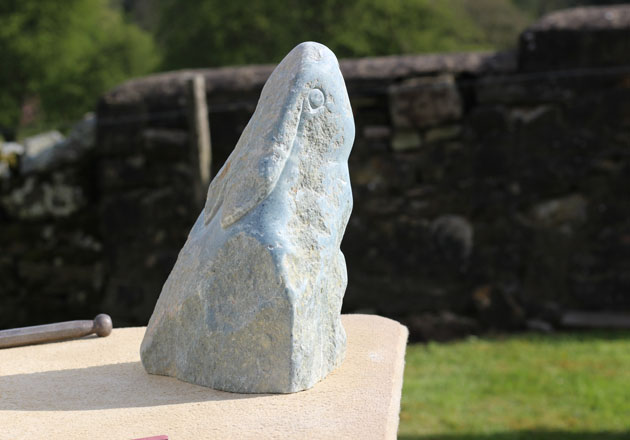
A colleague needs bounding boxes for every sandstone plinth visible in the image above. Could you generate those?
[1,315,408,440]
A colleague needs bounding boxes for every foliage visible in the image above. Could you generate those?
[460,0,532,50]
[153,0,530,70]
[0,0,159,138]
[2,0,620,138]
[399,332,630,438]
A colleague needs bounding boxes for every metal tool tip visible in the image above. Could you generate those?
[94,314,113,337]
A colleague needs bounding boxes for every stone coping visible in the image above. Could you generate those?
[528,5,630,31]
[0,314,408,440]
[102,51,513,105]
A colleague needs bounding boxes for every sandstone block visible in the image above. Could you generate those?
[391,130,422,152]
[389,74,462,128]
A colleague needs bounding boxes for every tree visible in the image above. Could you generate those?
[460,0,532,50]
[153,0,529,71]
[0,0,159,139]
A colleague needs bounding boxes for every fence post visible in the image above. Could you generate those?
[187,74,212,208]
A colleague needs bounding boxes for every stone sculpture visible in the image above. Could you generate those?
[140,42,355,394]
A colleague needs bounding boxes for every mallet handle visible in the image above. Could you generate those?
[0,314,112,349]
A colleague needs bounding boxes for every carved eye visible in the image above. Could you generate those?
[308,89,325,109]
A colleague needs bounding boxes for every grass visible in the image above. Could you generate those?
[399,331,630,440]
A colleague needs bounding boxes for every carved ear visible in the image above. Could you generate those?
[204,73,304,228]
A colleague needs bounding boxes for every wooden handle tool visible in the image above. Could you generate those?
[0,314,113,349]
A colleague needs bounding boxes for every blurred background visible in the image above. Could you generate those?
[2,0,626,138]
[1,1,630,437]
[2,0,629,334]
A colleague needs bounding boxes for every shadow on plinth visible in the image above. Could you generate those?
[1,361,267,411]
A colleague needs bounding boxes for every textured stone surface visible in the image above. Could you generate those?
[140,42,355,393]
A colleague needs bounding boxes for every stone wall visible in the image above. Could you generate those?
[2,6,629,337]
[0,118,103,327]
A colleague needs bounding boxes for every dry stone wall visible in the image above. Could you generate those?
[0,117,103,327]
[2,6,629,337]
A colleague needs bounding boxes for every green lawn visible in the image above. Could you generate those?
[399,332,630,440]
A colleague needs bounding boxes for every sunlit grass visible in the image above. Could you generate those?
[399,332,630,440]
